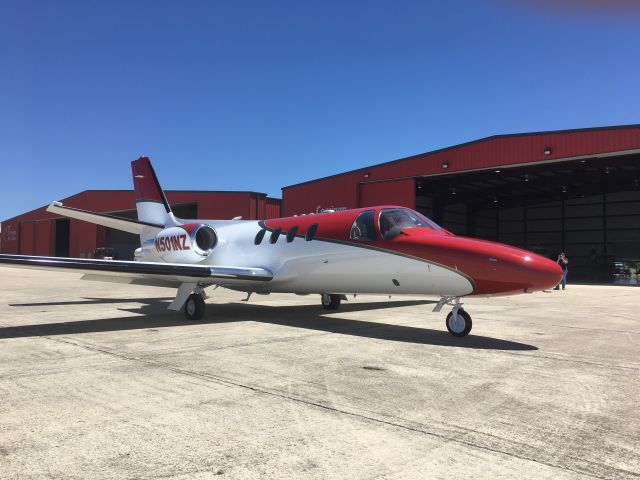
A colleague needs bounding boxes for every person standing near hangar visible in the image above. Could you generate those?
[555,252,569,290]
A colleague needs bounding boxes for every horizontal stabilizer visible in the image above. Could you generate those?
[46,202,164,234]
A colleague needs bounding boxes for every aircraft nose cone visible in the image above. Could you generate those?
[520,254,564,292]
[458,239,564,295]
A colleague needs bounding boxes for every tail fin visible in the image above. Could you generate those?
[131,157,177,229]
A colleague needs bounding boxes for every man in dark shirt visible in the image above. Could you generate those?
[556,252,569,290]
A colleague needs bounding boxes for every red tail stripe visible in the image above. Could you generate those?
[131,157,168,209]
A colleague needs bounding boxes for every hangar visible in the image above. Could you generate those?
[2,125,640,283]
[1,190,281,260]
[282,125,640,282]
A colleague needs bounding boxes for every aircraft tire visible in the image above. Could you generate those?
[321,293,341,310]
[446,309,472,337]
[184,293,205,320]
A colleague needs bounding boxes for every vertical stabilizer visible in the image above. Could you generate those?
[131,157,178,237]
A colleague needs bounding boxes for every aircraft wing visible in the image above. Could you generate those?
[0,254,273,288]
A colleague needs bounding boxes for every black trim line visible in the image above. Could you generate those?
[146,161,172,214]
[312,236,476,291]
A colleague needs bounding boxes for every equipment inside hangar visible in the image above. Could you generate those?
[416,153,640,282]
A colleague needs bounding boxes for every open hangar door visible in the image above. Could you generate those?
[99,203,197,260]
[415,154,640,283]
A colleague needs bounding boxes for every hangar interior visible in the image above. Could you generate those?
[416,153,640,282]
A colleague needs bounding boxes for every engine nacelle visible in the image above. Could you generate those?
[153,223,217,263]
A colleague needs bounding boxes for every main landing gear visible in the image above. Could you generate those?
[168,283,208,320]
[434,296,473,337]
[184,293,205,320]
[321,293,342,310]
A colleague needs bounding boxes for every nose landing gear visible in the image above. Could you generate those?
[446,308,472,337]
[434,296,473,337]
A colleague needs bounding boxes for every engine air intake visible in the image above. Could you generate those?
[193,224,217,255]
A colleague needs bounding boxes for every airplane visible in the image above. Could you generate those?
[0,157,562,337]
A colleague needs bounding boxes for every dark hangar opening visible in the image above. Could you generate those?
[415,153,640,283]
[54,218,70,257]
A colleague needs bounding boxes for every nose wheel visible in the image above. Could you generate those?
[446,308,472,337]
[434,296,473,337]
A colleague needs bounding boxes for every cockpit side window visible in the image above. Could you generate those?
[349,210,377,241]
[379,208,440,240]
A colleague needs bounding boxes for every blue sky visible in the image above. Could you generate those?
[1,0,639,220]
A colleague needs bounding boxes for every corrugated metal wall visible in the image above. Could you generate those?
[1,190,282,257]
[282,126,640,216]
[358,178,415,208]
[265,198,282,219]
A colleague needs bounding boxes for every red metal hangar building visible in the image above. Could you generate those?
[1,191,281,260]
[283,125,640,282]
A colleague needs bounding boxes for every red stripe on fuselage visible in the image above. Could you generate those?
[180,223,199,234]
[264,207,562,295]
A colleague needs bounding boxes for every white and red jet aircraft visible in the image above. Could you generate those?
[0,157,562,337]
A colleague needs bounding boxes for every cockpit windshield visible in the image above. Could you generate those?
[379,208,441,239]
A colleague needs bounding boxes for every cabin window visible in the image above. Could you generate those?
[305,223,318,241]
[379,208,440,240]
[349,210,377,241]
[255,228,266,245]
[270,227,282,244]
[286,226,299,243]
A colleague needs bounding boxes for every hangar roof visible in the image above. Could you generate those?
[283,124,640,190]
[3,190,280,224]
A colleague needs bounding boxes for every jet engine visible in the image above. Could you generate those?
[153,223,217,263]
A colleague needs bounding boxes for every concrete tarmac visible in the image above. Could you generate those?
[0,266,638,479]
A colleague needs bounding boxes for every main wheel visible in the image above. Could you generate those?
[321,293,341,310]
[184,293,205,320]
[446,309,472,337]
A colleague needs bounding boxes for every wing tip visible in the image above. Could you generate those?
[46,201,63,213]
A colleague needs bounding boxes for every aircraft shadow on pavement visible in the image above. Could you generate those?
[9,297,175,307]
[2,297,537,351]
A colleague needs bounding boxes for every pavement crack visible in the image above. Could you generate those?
[501,350,640,371]
[30,333,638,480]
